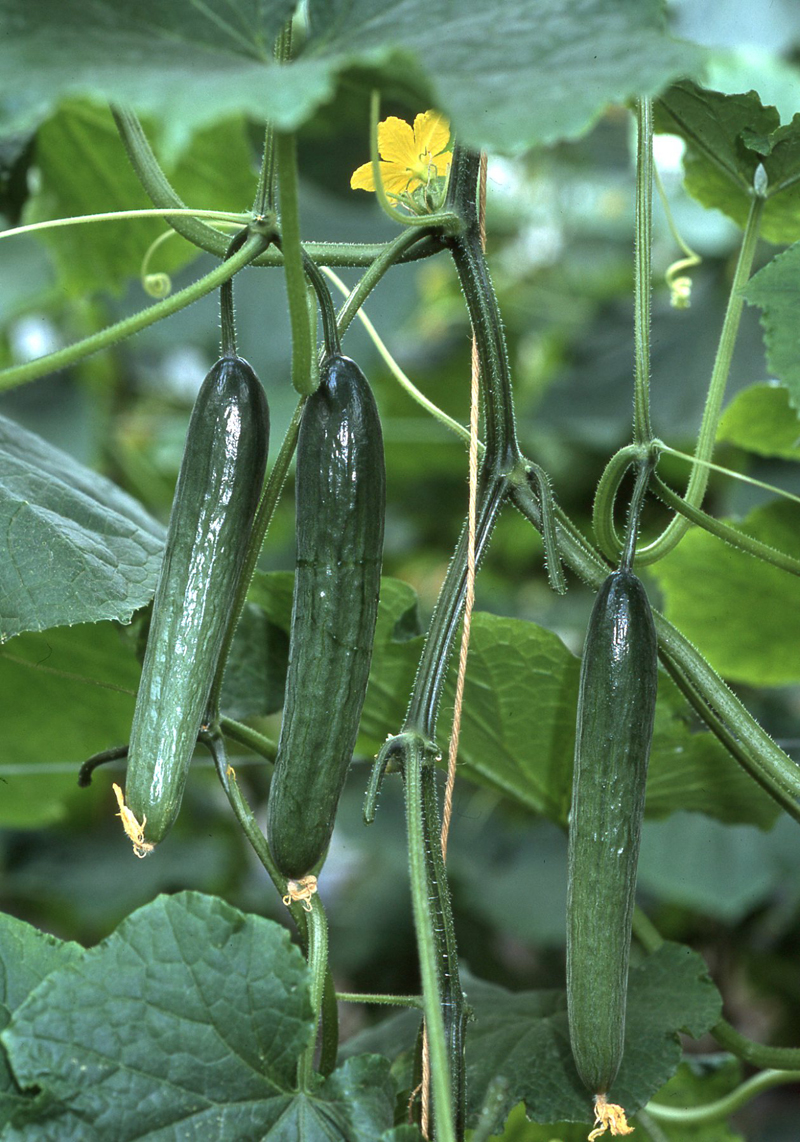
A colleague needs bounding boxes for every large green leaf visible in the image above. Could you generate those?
[655,81,800,244]
[0,413,164,639]
[464,944,721,1127]
[0,914,83,1130]
[2,893,398,1139]
[0,0,300,138]
[248,572,777,828]
[305,0,704,154]
[0,0,703,156]
[638,812,800,923]
[648,499,800,685]
[718,381,800,458]
[744,242,800,410]
[0,622,139,827]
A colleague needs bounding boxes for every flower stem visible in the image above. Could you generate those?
[367,90,461,233]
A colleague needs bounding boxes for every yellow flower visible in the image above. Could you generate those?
[351,110,452,198]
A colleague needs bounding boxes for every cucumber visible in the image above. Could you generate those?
[267,353,385,879]
[566,568,658,1103]
[123,355,269,851]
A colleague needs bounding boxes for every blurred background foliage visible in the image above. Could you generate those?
[1,2,800,1137]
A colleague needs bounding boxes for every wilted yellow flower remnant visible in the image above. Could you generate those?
[351,110,452,201]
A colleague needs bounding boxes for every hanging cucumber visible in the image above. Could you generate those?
[119,355,269,854]
[267,353,385,880]
[566,459,657,1138]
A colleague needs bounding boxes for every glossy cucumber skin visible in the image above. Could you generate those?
[125,356,269,845]
[566,569,658,1095]
[267,354,385,879]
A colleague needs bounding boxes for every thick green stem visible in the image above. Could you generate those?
[298,247,341,356]
[0,231,269,392]
[404,470,508,740]
[712,1018,800,1071]
[421,763,467,1138]
[298,895,329,1090]
[446,228,519,469]
[275,131,316,394]
[404,738,457,1142]
[633,98,654,446]
[635,193,764,564]
[646,1068,800,1125]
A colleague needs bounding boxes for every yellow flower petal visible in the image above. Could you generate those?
[413,110,450,160]
[350,160,412,195]
[350,160,376,191]
[377,116,417,166]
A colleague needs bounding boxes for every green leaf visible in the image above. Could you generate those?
[248,572,776,828]
[0,0,300,139]
[0,128,34,226]
[718,382,800,458]
[644,677,778,829]
[2,892,398,1139]
[478,1102,591,1141]
[0,622,139,827]
[744,242,800,410]
[648,500,800,685]
[0,914,83,1130]
[464,943,721,1127]
[220,601,289,721]
[0,0,703,156]
[305,0,704,154]
[26,102,258,296]
[655,81,800,244]
[26,102,193,296]
[638,812,800,923]
[0,412,164,639]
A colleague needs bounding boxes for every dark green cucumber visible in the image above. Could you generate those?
[267,353,385,879]
[124,356,269,848]
[566,568,658,1098]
